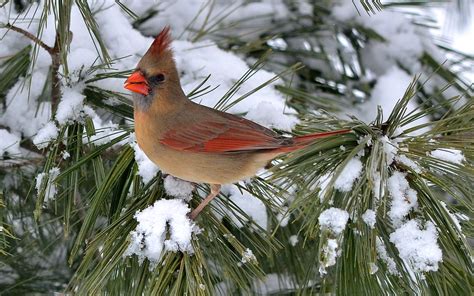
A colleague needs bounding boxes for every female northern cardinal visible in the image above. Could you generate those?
[124,27,350,219]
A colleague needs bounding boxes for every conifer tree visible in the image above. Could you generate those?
[0,0,472,294]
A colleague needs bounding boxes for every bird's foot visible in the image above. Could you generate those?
[189,184,221,220]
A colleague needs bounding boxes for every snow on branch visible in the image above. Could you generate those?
[125,199,196,267]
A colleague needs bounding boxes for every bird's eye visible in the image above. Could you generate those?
[149,73,165,84]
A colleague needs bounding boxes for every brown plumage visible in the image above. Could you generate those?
[124,27,350,219]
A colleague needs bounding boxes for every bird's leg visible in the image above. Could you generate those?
[189,184,221,220]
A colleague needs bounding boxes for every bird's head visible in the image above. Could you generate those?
[124,26,182,107]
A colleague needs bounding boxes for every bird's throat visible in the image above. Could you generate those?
[132,92,154,111]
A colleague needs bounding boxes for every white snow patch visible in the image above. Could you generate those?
[130,134,160,183]
[439,201,464,235]
[387,172,418,227]
[318,207,349,235]
[389,220,442,273]
[371,171,384,200]
[376,237,399,276]
[35,167,61,203]
[333,3,426,75]
[430,148,465,165]
[33,121,59,149]
[56,86,87,125]
[89,123,119,146]
[164,175,194,201]
[319,238,339,276]
[61,151,70,160]
[350,67,429,131]
[381,135,399,165]
[241,248,257,264]
[0,129,21,156]
[334,158,363,192]
[289,235,299,246]
[369,262,379,275]
[0,73,51,137]
[317,173,332,202]
[362,209,376,229]
[125,199,195,266]
[218,184,268,230]
[395,154,422,173]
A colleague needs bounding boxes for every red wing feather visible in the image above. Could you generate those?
[160,116,284,153]
[160,111,351,153]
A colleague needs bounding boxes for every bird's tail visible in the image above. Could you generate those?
[276,129,351,153]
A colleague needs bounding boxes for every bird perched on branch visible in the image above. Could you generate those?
[124,27,350,219]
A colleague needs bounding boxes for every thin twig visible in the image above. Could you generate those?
[3,23,54,55]
[51,33,62,114]
[3,23,64,114]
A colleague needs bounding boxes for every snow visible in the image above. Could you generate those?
[88,123,120,146]
[317,173,332,202]
[245,101,297,131]
[395,155,422,174]
[241,248,257,264]
[289,235,299,247]
[318,207,349,235]
[35,167,61,203]
[0,129,21,157]
[163,175,194,201]
[218,184,268,230]
[371,171,384,200]
[276,210,290,227]
[430,148,465,165]
[130,134,160,183]
[0,72,51,137]
[362,67,414,123]
[319,238,339,276]
[332,2,433,129]
[369,262,379,275]
[125,199,195,266]
[55,85,87,125]
[387,172,418,227]
[439,201,464,235]
[333,2,425,74]
[389,220,442,273]
[124,0,289,39]
[33,121,59,149]
[172,40,298,131]
[376,237,399,276]
[381,135,399,165]
[334,158,363,192]
[362,209,376,229]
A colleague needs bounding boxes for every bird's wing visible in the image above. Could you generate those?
[160,113,287,153]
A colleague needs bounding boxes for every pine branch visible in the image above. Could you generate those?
[3,23,54,54]
[1,23,64,114]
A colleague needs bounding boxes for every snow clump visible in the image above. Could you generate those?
[318,207,349,235]
[389,220,442,273]
[125,199,195,266]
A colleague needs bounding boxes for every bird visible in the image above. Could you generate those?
[124,27,350,219]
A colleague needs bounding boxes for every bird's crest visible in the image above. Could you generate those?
[150,26,172,55]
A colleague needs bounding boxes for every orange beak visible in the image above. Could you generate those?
[124,71,150,96]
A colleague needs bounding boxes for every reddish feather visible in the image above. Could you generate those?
[150,26,172,55]
[275,129,351,152]
[160,113,351,153]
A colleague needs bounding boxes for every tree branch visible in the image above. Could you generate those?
[3,23,64,114]
[3,23,55,55]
